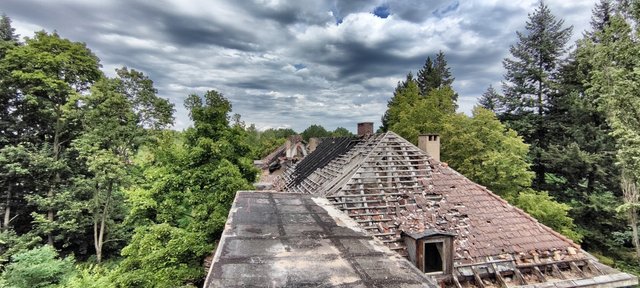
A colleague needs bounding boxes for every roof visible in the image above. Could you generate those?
[277,131,579,263]
[204,191,438,288]
[274,131,638,287]
[402,230,457,239]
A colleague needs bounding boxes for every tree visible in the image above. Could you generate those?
[115,224,210,288]
[1,31,102,245]
[501,1,573,188]
[0,145,57,232]
[478,85,503,113]
[0,14,20,148]
[301,124,330,140]
[115,67,174,130]
[1,245,74,288]
[381,72,416,132]
[118,91,255,286]
[587,10,640,259]
[331,127,353,137]
[387,82,456,144]
[247,127,299,159]
[440,107,533,198]
[586,0,614,41]
[0,14,18,42]
[619,172,640,258]
[70,69,173,263]
[416,51,455,97]
[515,190,581,241]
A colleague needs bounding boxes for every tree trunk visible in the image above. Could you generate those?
[534,55,545,190]
[622,173,640,259]
[48,118,62,246]
[95,182,112,263]
[2,185,10,230]
[630,208,640,258]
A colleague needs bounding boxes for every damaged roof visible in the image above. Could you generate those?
[205,191,438,288]
[273,131,638,287]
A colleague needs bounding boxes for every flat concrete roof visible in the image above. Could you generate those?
[205,191,437,288]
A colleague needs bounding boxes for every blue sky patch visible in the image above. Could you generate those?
[373,5,390,18]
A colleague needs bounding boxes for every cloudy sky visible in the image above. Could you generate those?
[3,0,595,132]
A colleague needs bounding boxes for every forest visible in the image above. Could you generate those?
[1,0,640,287]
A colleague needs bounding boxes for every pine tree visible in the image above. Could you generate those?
[416,51,455,97]
[0,14,18,43]
[501,1,572,188]
[416,57,434,96]
[478,85,503,113]
[587,0,614,41]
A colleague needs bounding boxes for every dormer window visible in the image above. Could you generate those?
[402,230,455,275]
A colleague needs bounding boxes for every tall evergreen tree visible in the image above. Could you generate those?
[587,7,640,258]
[416,51,455,98]
[478,85,503,113]
[501,1,572,188]
[0,15,18,43]
[416,57,434,96]
[586,0,614,41]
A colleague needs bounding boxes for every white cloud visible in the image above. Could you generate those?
[2,0,597,131]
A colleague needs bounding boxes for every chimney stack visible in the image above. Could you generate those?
[357,122,374,137]
[418,134,440,162]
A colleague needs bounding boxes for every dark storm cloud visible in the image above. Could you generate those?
[2,0,594,132]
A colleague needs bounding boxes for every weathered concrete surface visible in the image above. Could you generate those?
[205,191,437,288]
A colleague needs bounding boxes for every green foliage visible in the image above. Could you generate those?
[1,245,74,288]
[440,107,533,198]
[118,91,255,286]
[0,14,18,43]
[388,84,456,144]
[501,1,573,188]
[514,190,582,242]
[245,127,297,158]
[65,263,116,288]
[331,127,353,137]
[416,51,456,104]
[301,124,330,140]
[115,224,209,288]
[0,231,41,268]
[478,85,503,113]
[0,29,103,247]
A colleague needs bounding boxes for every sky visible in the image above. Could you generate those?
[2,0,595,132]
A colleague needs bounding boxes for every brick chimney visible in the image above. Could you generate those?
[418,134,440,162]
[357,122,374,137]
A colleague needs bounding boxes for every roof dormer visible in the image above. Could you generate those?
[402,230,455,276]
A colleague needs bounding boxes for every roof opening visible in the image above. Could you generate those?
[424,242,444,273]
[402,230,454,275]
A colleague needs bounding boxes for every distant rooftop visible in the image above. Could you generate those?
[204,191,437,287]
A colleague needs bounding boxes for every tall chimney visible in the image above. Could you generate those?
[418,134,440,162]
[357,122,374,137]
